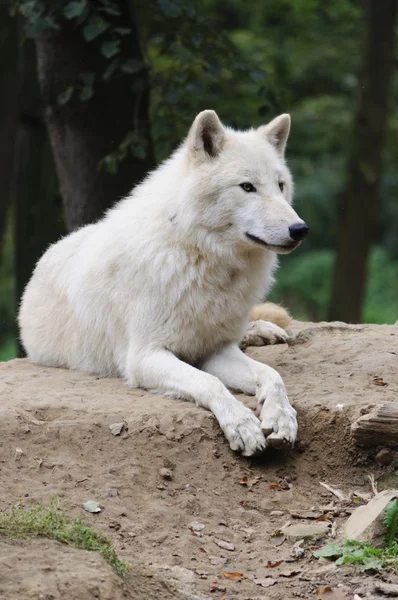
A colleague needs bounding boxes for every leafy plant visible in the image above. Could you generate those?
[313,540,398,571]
[313,500,398,572]
[385,499,398,547]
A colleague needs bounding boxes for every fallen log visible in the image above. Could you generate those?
[351,403,398,447]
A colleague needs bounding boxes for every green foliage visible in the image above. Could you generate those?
[82,12,110,41]
[2,0,397,356]
[385,500,398,547]
[314,503,398,571]
[0,500,129,578]
[269,247,398,324]
[64,1,87,20]
[313,540,398,571]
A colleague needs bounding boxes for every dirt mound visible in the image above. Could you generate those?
[0,322,397,599]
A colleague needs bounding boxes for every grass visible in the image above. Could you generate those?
[0,500,129,578]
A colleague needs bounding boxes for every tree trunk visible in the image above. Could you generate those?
[35,1,154,231]
[328,0,398,323]
[13,36,64,356]
[0,6,18,257]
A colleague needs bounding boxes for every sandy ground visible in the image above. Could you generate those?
[0,321,398,599]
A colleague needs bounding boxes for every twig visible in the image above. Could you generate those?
[367,472,378,496]
[319,481,348,502]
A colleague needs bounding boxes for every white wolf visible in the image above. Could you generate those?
[19,110,309,456]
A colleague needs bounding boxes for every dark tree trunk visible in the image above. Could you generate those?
[13,37,65,356]
[0,6,18,256]
[328,0,398,323]
[35,1,154,231]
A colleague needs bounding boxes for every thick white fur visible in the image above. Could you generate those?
[19,111,305,456]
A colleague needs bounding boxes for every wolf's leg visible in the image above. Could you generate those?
[202,344,297,448]
[240,320,289,350]
[126,348,267,456]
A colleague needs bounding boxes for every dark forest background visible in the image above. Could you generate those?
[1,0,398,360]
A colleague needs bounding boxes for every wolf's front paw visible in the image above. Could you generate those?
[220,403,267,457]
[259,396,297,449]
[240,320,289,350]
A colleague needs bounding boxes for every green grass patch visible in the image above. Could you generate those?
[0,500,129,578]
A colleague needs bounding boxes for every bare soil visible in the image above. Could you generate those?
[1,321,398,599]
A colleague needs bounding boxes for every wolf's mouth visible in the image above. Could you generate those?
[245,232,299,254]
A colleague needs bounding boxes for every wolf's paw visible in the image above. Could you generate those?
[221,403,267,457]
[259,396,297,449]
[240,320,289,350]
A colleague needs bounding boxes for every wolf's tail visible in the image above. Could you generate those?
[249,302,292,329]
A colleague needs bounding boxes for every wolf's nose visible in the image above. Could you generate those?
[289,222,309,241]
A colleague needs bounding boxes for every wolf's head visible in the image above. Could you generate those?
[180,110,308,254]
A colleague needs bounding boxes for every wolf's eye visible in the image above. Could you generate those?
[279,181,285,192]
[240,182,256,193]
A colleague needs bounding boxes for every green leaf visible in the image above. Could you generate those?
[57,86,74,105]
[103,59,119,80]
[101,154,119,175]
[250,69,267,82]
[80,72,95,101]
[98,0,121,16]
[385,499,398,546]
[121,59,144,74]
[313,544,343,558]
[359,557,383,571]
[113,27,131,36]
[64,1,87,19]
[101,40,120,59]
[83,14,110,41]
[158,0,182,18]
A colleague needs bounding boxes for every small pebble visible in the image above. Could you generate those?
[160,467,173,480]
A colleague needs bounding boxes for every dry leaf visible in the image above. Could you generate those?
[239,475,261,488]
[291,511,322,520]
[269,483,290,490]
[210,581,226,592]
[254,577,277,588]
[270,530,285,546]
[223,572,244,580]
[373,376,387,386]
[266,559,284,568]
[280,569,301,577]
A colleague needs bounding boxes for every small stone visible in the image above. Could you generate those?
[270,510,284,517]
[375,448,393,466]
[160,467,173,480]
[189,521,205,532]
[109,422,125,436]
[15,448,24,461]
[254,577,277,588]
[282,522,331,539]
[345,489,398,546]
[214,538,235,551]
[82,500,101,513]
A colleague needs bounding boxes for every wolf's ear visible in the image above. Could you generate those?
[258,114,291,155]
[187,110,225,160]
